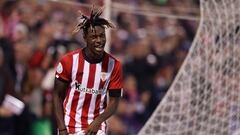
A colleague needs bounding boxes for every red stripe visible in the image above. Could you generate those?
[93,56,109,130]
[93,95,101,119]
[103,95,107,112]
[63,87,71,114]
[63,54,73,112]
[87,64,96,88]
[81,64,96,129]
[101,96,108,130]
[68,91,80,133]
[77,51,84,85]
[67,51,84,133]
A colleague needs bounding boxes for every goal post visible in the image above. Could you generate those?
[103,0,112,53]
[138,0,240,135]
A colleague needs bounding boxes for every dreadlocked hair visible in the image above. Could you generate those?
[73,6,115,34]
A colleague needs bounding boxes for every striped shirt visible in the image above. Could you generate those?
[55,49,123,134]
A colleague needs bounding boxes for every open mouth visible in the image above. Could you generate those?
[95,45,104,51]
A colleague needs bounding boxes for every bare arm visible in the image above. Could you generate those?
[85,96,120,135]
[96,96,119,122]
[53,78,69,135]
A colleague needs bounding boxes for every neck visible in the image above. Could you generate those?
[83,48,104,63]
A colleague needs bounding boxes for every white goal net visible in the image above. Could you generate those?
[138,0,240,135]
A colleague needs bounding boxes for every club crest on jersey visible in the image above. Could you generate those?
[100,72,109,81]
[56,62,63,74]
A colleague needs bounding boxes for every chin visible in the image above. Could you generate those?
[94,50,104,56]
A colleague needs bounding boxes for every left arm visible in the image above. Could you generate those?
[85,96,120,135]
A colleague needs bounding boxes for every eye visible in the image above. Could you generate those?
[90,35,97,39]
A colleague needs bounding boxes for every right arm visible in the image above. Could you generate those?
[53,78,69,135]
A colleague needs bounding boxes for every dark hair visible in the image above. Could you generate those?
[73,6,115,35]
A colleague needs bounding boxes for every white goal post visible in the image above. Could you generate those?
[138,0,240,135]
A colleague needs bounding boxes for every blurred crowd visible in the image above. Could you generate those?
[0,0,199,135]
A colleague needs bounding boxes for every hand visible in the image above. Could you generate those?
[0,106,13,117]
[85,119,102,135]
[59,130,69,135]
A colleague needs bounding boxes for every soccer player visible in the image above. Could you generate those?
[53,7,123,135]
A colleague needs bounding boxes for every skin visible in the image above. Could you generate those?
[84,26,106,61]
[53,79,68,135]
[53,25,120,135]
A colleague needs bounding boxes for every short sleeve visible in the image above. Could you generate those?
[55,55,72,82]
[108,61,123,90]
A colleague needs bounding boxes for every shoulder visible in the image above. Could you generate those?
[104,53,122,72]
[105,52,121,65]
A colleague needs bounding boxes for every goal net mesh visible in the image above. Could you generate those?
[138,0,240,135]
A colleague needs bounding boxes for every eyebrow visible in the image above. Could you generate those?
[89,31,105,36]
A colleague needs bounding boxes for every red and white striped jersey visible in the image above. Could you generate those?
[55,49,123,134]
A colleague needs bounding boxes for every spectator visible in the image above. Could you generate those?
[0,46,16,135]
[0,0,19,41]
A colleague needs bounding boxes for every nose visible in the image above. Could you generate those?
[96,36,101,43]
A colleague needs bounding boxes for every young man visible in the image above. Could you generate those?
[53,7,123,135]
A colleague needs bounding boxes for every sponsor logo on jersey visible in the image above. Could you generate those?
[74,82,105,95]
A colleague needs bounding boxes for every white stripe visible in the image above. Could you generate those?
[103,58,115,91]
[75,60,90,129]
[99,58,115,130]
[87,62,102,124]
[64,53,79,129]
[81,61,90,87]
[68,130,105,135]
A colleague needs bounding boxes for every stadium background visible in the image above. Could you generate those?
[0,0,199,134]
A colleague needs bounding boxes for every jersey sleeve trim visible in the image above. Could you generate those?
[109,89,122,97]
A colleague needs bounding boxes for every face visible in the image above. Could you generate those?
[84,26,106,56]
